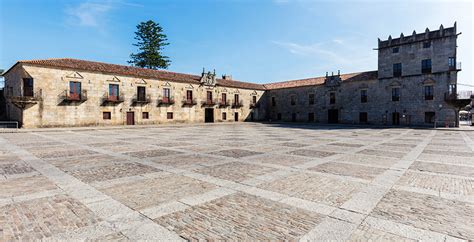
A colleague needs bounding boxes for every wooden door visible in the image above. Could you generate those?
[392,112,400,125]
[328,109,339,123]
[205,108,214,123]
[234,112,238,121]
[126,112,135,125]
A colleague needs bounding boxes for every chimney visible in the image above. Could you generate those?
[222,74,232,80]
[439,24,444,36]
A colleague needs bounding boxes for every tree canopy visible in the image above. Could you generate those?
[128,20,170,69]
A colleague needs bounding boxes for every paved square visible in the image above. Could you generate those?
[0,123,473,240]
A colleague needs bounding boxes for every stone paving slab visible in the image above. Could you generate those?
[0,194,101,240]
[0,175,57,198]
[309,161,387,180]
[194,161,277,182]
[410,160,474,178]
[208,149,263,158]
[397,170,474,196]
[155,192,323,240]
[0,124,472,240]
[371,189,474,240]
[259,173,366,207]
[68,162,160,183]
[99,175,217,210]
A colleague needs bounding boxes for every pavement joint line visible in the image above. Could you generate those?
[4,134,185,241]
[309,130,437,240]
[362,216,465,241]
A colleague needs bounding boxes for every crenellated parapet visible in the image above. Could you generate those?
[378,22,458,49]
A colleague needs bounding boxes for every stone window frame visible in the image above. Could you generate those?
[393,63,402,77]
[308,93,315,105]
[290,95,297,106]
[423,85,434,101]
[103,112,111,120]
[329,92,336,104]
[392,47,399,54]
[271,96,276,107]
[222,112,227,120]
[360,89,368,103]
[391,87,400,102]
[142,112,149,119]
[167,112,173,120]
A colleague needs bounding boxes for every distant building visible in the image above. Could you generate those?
[1,23,469,128]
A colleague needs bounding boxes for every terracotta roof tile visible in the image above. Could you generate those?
[264,71,378,90]
[15,58,267,90]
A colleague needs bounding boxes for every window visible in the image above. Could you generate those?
[163,88,170,98]
[392,47,399,53]
[360,90,368,103]
[292,113,297,122]
[424,86,434,100]
[109,84,119,100]
[137,86,146,101]
[393,63,402,77]
[207,91,213,103]
[167,112,173,119]
[271,97,276,106]
[69,81,82,100]
[423,41,431,48]
[359,112,368,123]
[448,57,456,70]
[329,92,336,104]
[234,94,239,105]
[23,78,34,97]
[221,93,227,105]
[308,113,315,122]
[103,112,111,120]
[277,113,282,120]
[142,112,149,119]
[425,112,435,124]
[422,59,432,74]
[392,87,400,101]
[186,90,193,101]
[222,112,227,120]
[252,96,257,104]
[290,95,296,105]
[309,94,315,105]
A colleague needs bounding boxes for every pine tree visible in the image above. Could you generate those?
[128,20,170,69]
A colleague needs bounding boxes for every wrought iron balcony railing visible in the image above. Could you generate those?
[182,98,197,106]
[449,62,462,71]
[218,99,230,108]
[101,93,124,105]
[201,99,217,107]
[249,102,259,109]
[60,90,87,103]
[232,100,244,108]
[158,96,175,106]
[132,95,151,105]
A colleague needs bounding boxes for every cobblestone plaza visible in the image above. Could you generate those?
[0,123,473,240]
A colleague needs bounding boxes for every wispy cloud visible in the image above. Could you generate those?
[272,40,351,64]
[272,39,376,73]
[66,1,114,28]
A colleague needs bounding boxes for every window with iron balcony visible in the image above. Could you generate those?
[424,85,433,100]
[421,59,432,74]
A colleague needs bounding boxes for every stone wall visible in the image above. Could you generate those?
[267,72,457,126]
[4,65,266,128]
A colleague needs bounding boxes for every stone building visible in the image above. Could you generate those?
[1,23,467,128]
[265,23,464,126]
[1,59,267,128]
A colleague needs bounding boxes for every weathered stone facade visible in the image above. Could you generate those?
[1,23,465,128]
[2,63,267,128]
[265,23,461,126]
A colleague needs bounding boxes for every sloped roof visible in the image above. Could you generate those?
[6,58,266,90]
[3,58,378,91]
[264,71,378,90]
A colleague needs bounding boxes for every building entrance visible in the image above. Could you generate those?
[126,112,134,125]
[205,108,214,123]
[328,109,339,123]
[392,112,400,125]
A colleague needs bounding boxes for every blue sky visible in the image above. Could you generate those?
[0,0,472,89]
